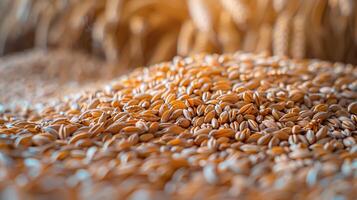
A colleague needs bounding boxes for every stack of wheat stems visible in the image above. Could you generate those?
[1,0,356,66]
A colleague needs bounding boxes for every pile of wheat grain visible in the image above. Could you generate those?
[0,52,356,199]
[0,49,121,108]
[1,0,356,66]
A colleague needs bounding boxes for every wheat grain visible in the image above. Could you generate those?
[0,52,357,199]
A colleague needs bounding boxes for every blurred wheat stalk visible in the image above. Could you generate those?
[0,0,356,66]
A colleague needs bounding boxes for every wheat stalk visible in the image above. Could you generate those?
[0,0,356,65]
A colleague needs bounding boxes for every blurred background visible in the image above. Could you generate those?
[0,0,356,106]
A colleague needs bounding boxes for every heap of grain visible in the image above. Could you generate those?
[0,49,114,106]
[0,52,357,199]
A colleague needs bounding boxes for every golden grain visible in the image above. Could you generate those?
[1,52,357,199]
